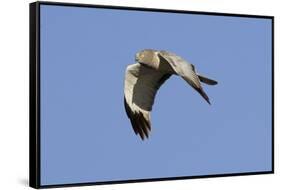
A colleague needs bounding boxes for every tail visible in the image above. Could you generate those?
[197,74,218,85]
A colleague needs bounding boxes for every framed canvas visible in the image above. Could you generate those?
[29,1,274,189]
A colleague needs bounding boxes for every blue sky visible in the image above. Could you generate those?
[40,5,272,185]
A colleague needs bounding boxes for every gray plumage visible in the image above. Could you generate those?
[124,49,218,140]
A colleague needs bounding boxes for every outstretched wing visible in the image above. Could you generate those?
[124,63,171,140]
[158,50,211,104]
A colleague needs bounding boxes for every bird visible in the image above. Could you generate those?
[124,49,218,140]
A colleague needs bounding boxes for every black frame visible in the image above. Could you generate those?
[29,1,274,189]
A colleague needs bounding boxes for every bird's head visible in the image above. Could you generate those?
[135,49,157,65]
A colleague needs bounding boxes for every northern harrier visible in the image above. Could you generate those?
[124,49,217,140]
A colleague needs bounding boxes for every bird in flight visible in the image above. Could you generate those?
[124,49,218,140]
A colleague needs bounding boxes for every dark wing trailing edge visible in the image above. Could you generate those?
[124,63,171,140]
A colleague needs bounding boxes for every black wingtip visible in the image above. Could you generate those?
[139,133,145,140]
[139,135,147,141]
[197,87,211,105]
[124,97,152,140]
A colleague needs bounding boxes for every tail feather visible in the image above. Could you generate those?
[197,74,218,85]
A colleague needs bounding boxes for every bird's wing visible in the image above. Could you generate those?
[158,51,211,104]
[124,63,171,140]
